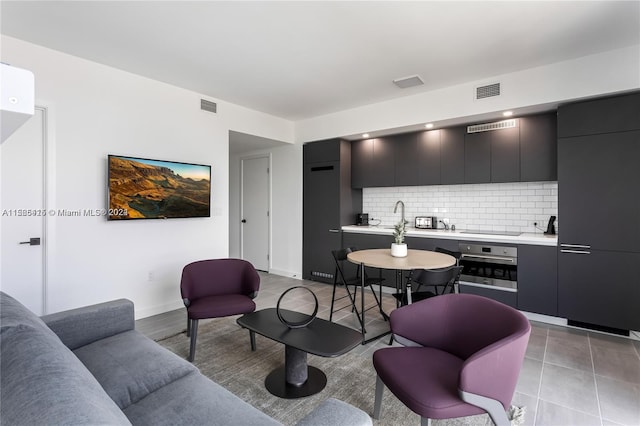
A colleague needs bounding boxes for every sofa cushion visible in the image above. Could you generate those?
[73,329,198,409]
[123,370,282,425]
[0,292,130,425]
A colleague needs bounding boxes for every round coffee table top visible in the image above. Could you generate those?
[347,248,455,271]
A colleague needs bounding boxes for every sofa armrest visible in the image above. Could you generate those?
[41,299,135,350]
[296,398,372,426]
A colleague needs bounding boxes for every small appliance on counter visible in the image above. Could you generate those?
[415,216,438,229]
[355,213,369,226]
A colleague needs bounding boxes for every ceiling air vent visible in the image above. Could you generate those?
[200,99,217,113]
[467,119,516,134]
[475,82,501,100]
[393,75,424,89]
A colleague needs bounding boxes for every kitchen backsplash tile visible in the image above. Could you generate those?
[362,181,558,234]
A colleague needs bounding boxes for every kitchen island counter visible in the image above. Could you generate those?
[342,225,557,246]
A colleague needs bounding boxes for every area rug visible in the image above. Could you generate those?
[156,317,496,426]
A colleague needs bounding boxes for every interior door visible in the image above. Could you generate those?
[1,107,46,314]
[241,156,269,271]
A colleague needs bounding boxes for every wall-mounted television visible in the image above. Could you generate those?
[107,155,211,220]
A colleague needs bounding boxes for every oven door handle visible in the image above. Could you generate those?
[460,254,516,263]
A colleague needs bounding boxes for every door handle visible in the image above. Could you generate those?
[19,237,41,246]
[241,219,247,223]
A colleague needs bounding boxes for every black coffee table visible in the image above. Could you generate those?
[236,308,362,399]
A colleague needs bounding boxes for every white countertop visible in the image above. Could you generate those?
[342,225,558,246]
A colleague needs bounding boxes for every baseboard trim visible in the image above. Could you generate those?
[268,269,302,280]
[135,300,184,320]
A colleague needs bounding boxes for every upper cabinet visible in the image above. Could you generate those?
[351,112,557,188]
[520,112,557,182]
[557,92,640,138]
[439,128,465,185]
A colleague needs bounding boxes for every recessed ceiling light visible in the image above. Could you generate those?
[503,111,513,117]
[362,133,370,138]
[425,123,434,129]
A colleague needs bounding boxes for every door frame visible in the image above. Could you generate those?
[1,105,50,314]
[239,153,271,271]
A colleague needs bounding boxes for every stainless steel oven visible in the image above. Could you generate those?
[458,243,517,292]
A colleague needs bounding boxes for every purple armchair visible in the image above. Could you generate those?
[180,259,260,362]
[373,293,531,426]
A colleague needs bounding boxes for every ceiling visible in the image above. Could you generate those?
[2,1,639,125]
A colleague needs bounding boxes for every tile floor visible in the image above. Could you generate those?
[137,272,640,426]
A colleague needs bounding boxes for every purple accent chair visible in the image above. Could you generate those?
[180,259,260,362]
[373,293,531,426]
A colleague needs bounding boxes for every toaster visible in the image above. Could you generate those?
[415,216,438,229]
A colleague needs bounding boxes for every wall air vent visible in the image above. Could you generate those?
[200,99,217,113]
[467,119,517,134]
[475,82,501,99]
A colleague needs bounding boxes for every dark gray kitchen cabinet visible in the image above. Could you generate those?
[520,113,557,182]
[370,137,395,187]
[351,137,395,188]
[491,126,520,183]
[558,130,640,253]
[394,133,419,186]
[517,245,557,316]
[558,249,640,331]
[417,130,441,185]
[440,127,465,184]
[557,92,640,332]
[405,236,458,252]
[558,92,640,138]
[303,139,362,284]
[350,139,372,189]
[464,131,491,183]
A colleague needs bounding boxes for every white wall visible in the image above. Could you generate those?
[229,143,303,278]
[295,45,640,142]
[0,36,294,317]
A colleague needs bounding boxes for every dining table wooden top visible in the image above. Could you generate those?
[347,248,456,271]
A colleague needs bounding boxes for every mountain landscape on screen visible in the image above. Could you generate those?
[108,156,211,219]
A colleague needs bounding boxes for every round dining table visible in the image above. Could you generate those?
[346,248,456,343]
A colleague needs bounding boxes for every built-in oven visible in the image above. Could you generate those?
[458,243,517,292]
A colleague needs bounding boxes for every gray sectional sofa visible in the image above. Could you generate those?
[0,291,371,426]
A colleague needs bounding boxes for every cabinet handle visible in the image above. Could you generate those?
[328,229,341,233]
[560,243,591,249]
[560,249,590,255]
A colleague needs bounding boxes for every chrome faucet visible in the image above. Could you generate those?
[393,200,407,225]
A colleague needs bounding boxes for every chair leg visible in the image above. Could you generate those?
[330,272,339,322]
[373,375,385,419]
[420,417,432,426]
[249,330,256,351]
[188,319,198,362]
[186,316,191,337]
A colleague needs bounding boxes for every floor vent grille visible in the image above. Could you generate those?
[475,83,501,99]
[200,99,217,113]
[467,119,516,134]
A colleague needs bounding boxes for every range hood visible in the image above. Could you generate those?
[1,63,35,143]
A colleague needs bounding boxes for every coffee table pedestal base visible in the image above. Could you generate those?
[264,345,327,399]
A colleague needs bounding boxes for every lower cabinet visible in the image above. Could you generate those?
[558,249,640,331]
[517,245,558,316]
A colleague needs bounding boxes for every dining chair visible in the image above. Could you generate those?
[180,258,260,362]
[410,265,463,302]
[330,247,386,331]
[373,293,531,426]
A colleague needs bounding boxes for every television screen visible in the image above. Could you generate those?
[107,155,211,220]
